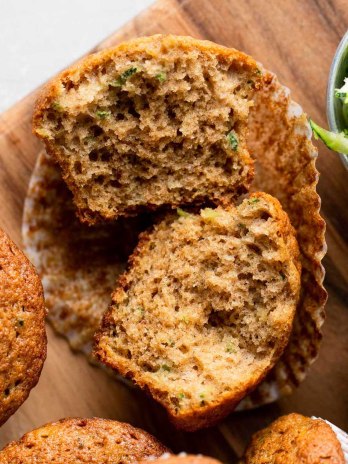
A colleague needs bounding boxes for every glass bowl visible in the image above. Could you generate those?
[327,30,348,170]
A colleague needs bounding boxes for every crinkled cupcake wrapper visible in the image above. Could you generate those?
[22,151,138,390]
[238,69,327,409]
[312,417,348,463]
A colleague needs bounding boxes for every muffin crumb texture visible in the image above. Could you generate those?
[33,35,260,223]
[95,193,301,430]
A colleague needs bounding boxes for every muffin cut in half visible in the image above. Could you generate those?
[0,227,46,426]
[0,417,168,464]
[33,34,261,224]
[241,413,345,464]
[95,193,301,431]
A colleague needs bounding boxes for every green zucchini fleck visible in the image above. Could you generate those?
[95,109,111,119]
[226,344,235,353]
[200,208,220,221]
[226,130,239,151]
[110,67,138,87]
[155,71,167,82]
[51,101,63,111]
[177,208,191,218]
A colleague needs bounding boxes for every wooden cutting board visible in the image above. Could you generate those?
[0,0,348,460]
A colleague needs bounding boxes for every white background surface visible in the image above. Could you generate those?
[0,0,154,113]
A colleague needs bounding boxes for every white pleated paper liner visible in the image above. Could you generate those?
[312,417,348,463]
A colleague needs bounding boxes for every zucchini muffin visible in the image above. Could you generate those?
[0,228,46,426]
[241,413,345,464]
[33,34,261,223]
[0,417,168,463]
[95,193,301,431]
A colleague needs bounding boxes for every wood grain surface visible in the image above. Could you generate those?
[0,0,348,461]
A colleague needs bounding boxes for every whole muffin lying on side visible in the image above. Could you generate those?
[0,417,168,463]
[241,413,345,464]
[33,34,261,224]
[95,192,301,431]
[0,227,46,426]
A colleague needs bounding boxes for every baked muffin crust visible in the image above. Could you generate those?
[242,413,345,464]
[0,417,168,463]
[0,228,46,426]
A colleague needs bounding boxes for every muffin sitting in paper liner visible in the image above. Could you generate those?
[23,66,326,409]
[240,413,347,463]
[313,417,348,463]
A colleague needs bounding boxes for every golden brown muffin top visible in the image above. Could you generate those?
[242,413,345,464]
[0,227,46,426]
[0,417,169,463]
